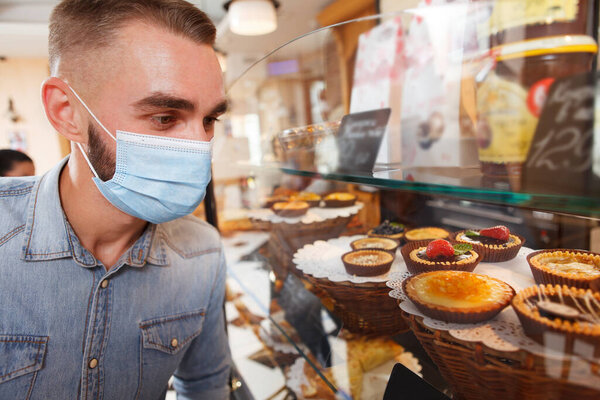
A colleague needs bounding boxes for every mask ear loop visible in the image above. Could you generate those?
[65,84,117,181]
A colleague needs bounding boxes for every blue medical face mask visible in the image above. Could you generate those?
[68,86,213,224]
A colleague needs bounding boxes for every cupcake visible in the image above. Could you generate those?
[289,192,321,207]
[367,220,405,242]
[350,237,399,255]
[323,192,356,208]
[341,249,394,277]
[400,239,481,274]
[403,270,515,323]
[453,225,524,262]
[527,249,600,290]
[512,284,600,356]
[404,227,450,242]
[271,201,309,218]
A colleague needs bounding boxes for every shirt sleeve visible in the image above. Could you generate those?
[173,247,232,400]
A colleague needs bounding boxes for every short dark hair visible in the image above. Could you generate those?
[49,0,216,74]
[0,149,33,176]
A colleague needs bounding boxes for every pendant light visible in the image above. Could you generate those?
[224,0,280,36]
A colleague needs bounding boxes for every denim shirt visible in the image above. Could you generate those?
[0,157,231,400]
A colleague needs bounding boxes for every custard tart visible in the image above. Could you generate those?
[403,270,515,323]
[350,237,399,255]
[271,201,309,218]
[527,249,600,290]
[289,192,321,207]
[341,250,394,277]
[404,227,449,242]
[323,192,356,208]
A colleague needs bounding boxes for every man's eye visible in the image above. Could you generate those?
[152,115,176,125]
[203,117,220,127]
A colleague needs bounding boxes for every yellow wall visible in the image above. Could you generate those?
[0,58,63,175]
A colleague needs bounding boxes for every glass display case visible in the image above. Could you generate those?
[218,2,600,399]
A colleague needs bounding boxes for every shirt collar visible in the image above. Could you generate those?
[21,156,168,267]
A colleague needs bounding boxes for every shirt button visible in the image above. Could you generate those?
[100,279,109,289]
[89,358,98,369]
[170,338,178,348]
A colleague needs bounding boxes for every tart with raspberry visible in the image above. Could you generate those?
[401,239,482,274]
[350,237,399,255]
[323,192,357,208]
[403,270,515,323]
[512,284,600,356]
[404,227,450,242]
[289,192,321,207]
[367,220,405,242]
[341,249,394,277]
[453,225,524,262]
[271,201,309,218]
[526,249,600,290]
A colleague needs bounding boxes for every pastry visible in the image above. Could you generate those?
[271,201,309,217]
[367,220,405,242]
[527,249,600,290]
[401,239,481,274]
[342,250,394,277]
[323,192,356,207]
[453,225,524,262]
[512,284,600,356]
[403,270,515,323]
[404,227,449,242]
[290,192,321,207]
[262,195,288,208]
[350,237,399,255]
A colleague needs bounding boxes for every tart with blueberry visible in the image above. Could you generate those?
[323,192,357,208]
[403,270,515,323]
[367,220,405,242]
[350,237,399,255]
[527,249,600,290]
[404,227,450,242]
[453,226,524,262]
[341,249,394,277]
[512,284,600,355]
[289,192,321,207]
[271,201,309,218]
[401,239,482,274]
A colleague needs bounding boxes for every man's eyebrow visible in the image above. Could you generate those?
[208,100,229,115]
[132,93,195,111]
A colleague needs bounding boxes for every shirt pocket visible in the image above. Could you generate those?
[0,335,48,399]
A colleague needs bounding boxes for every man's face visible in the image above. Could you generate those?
[74,21,226,179]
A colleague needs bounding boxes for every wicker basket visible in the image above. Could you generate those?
[304,275,409,337]
[402,311,600,400]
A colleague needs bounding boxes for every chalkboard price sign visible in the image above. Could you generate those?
[336,108,391,173]
[523,72,597,195]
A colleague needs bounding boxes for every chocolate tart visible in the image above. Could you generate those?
[323,192,356,208]
[263,195,289,208]
[453,231,524,262]
[403,271,515,323]
[400,240,482,275]
[350,237,399,255]
[527,249,600,290]
[404,227,449,242]
[290,192,321,207]
[341,249,394,277]
[512,284,600,356]
[271,201,309,218]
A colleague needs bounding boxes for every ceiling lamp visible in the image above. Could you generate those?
[224,0,280,36]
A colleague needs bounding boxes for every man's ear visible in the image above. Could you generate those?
[41,77,87,143]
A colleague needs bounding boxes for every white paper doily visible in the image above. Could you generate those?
[387,247,600,364]
[248,202,363,225]
[293,235,413,284]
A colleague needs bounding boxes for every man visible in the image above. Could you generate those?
[0,1,231,399]
[0,149,36,176]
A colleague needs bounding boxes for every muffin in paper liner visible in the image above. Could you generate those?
[341,249,394,277]
[350,237,399,255]
[511,284,600,357]
[400,240,482,275]
[404,227,450,242]
[453,231,524,262]
[527,249,600,290]
[402,271,515,323]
